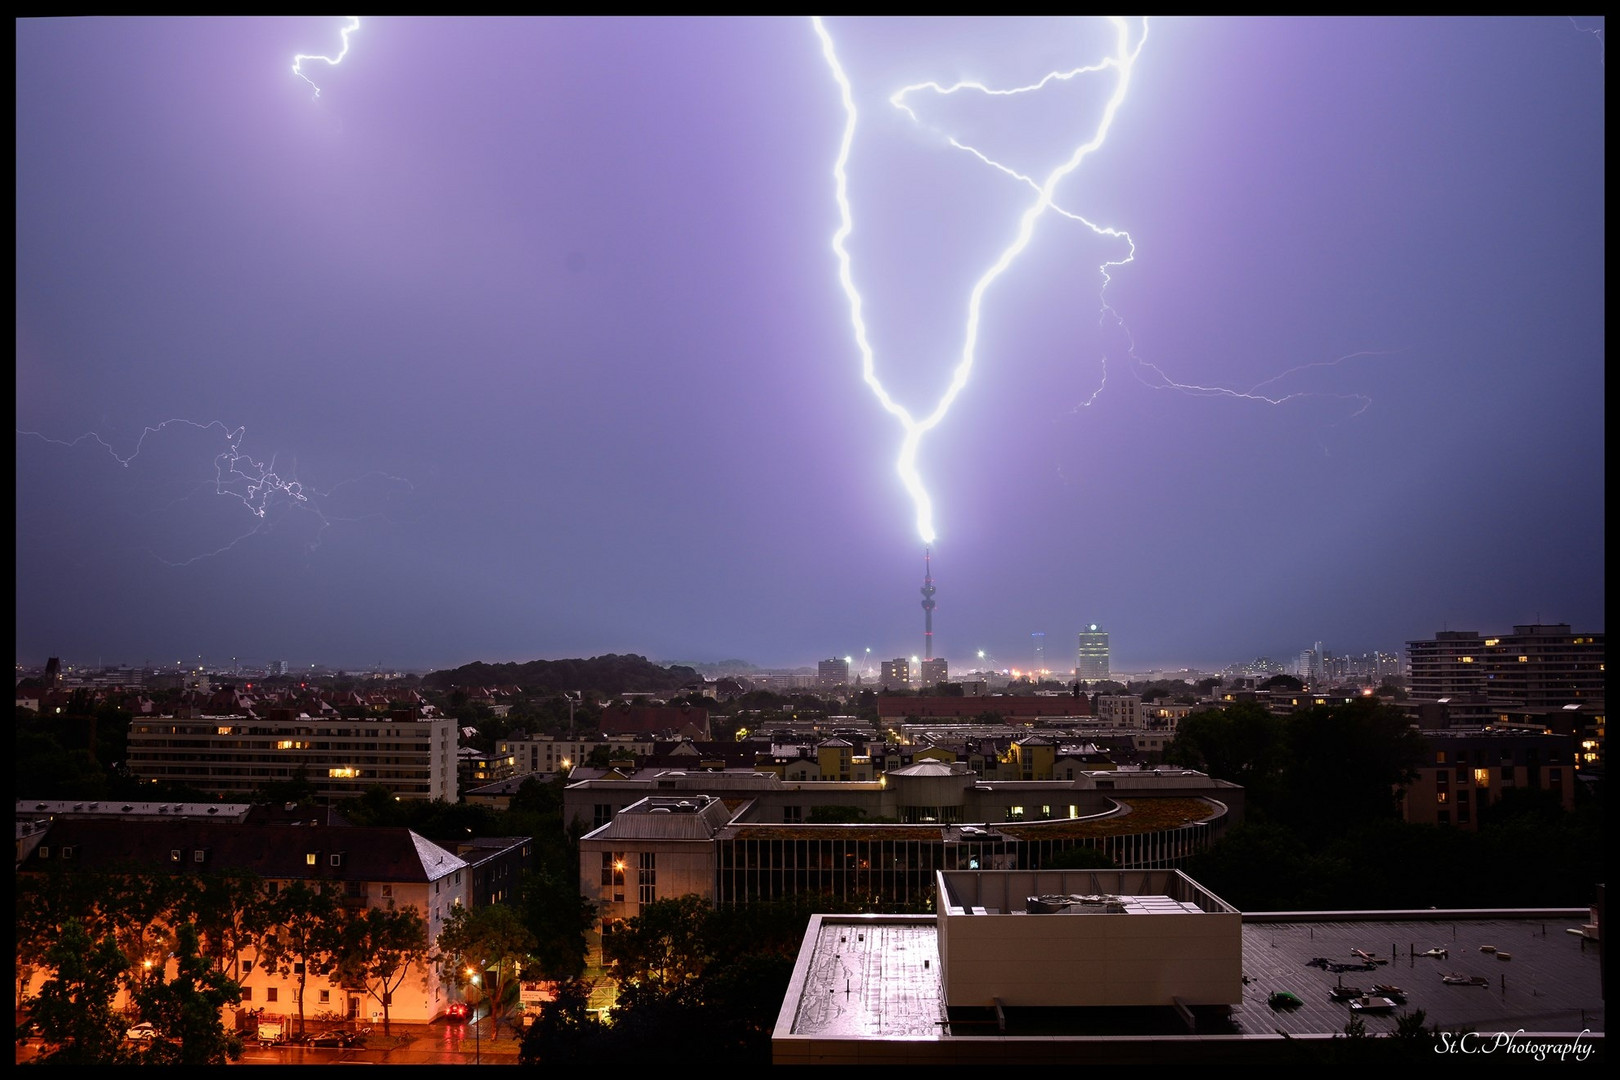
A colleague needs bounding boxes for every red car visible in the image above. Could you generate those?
[445,1002,470,1022]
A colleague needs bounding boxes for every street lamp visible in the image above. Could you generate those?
[466,970,481,1064]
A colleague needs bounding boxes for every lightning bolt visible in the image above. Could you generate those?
[17,420,412,566]
[814,16,1146,545]
[816,16,1389,542]
[1567,17,1604,63]
[292,15,361,99]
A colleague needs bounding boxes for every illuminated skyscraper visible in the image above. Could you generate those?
[1076,625,1109,682]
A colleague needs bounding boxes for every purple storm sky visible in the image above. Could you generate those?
[15,17,1605,674]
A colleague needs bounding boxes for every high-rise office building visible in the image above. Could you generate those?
[1406,630,1488,701]
[1480,624,1604,708]
[818,657,851,689]
[1076,625,1109,681]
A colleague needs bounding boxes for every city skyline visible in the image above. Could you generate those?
[15,18,1605,673]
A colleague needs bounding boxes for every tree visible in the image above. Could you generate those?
[130,924,244,1065]
[520,869,596,982]
[1165,703,1289,813]
[603,895,712,992]
[172,870,271,979]
[338,906,429,1035]
[517,978,604,1064]
[438,903,536,1036]
[18,918,132,1065]
[258,883,343,1037]
[1278,700,1427,841]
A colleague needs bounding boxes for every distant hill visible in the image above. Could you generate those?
[421,654,701,696]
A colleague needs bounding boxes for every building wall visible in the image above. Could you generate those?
[127,713,457,801]
[935,870,1241,1008]
[1400,731,1577,830]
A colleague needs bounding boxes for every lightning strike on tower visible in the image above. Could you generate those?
[812,16,1147,547]
[920,546,937,662]
[292,16,361,99]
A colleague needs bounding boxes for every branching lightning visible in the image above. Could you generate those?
[814,16,1385,544]
[17,420,412,566]
[293,15,361,99]
[814,16,1145,545]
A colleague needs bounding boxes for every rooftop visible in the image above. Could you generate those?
[775,907,1604,1064]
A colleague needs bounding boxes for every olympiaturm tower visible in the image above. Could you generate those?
[921,547,936,661]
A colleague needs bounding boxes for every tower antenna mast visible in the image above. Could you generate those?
[921,546,936,661]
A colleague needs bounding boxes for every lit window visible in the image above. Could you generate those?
[306,852,318,866]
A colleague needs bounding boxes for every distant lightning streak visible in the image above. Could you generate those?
[293,16,361,99]
[814,16,1146,545]
[1567,17,1604,63]
[17,420,412,566]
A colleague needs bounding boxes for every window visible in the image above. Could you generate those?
[170,849,183,863]
[594,804,613,828]
[306,853,319,866]
[241,986,252,1001]
[784,805,802,823]
[381,884,393,898]
[241,960,253,975]
[330,853,344,867]
[194,849,207,863]
[602,851,626,902]
[638,852,657,905]
[319,990,331,1004]
[267,988,278,1003]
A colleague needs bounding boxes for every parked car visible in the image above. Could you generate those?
[445,1002,470,1021]
[126,1022,159,1041]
